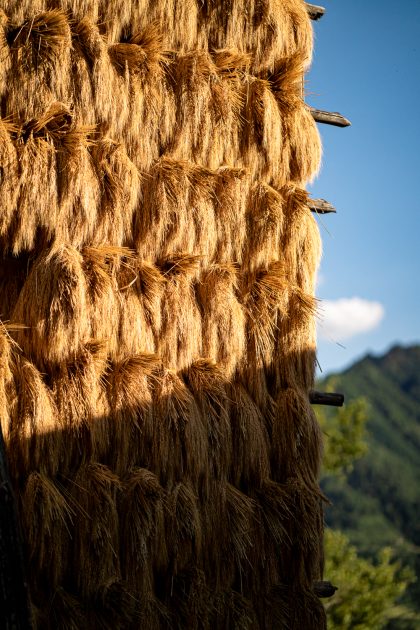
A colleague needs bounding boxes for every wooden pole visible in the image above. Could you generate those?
[310,108,351,128]
[309,198,336,214]
[309,391,345,407]
[0,426,33,630]
[306,3,326,20]
[313,581,338,598]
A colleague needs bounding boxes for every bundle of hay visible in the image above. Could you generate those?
[0,1,325,627]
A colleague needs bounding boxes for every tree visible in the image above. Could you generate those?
[324,530,415,630]
[316,400,416,629]
[317,397,369,478]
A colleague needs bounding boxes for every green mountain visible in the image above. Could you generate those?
[319,344,420,622]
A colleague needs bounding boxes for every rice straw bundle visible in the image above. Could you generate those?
[198,264,245,376]
[228,382,271,487]
[197,0,313,73]
[21,472,73,596]
[136,158,194,258]
[4,11,72,122]
[240,76,285,183]
[245,261,290,370]
[166,480,202,573]
[7,358,59,477]
[11,246,90,367]
[48,340,108,472]
[88,141,141,245]
[207,50,250,169]
[12,132,58,253]
[110,25,172,170]
[72,17,132,141]
[0,10,10,95]
[0,119,20,249]
[70,17,110,125]
[212,166,249,264]
[167,51,220,165]
[182,359,232,483]
[272,387,323,482]
[157,254,203,370]
[244,181,284,271]
[152,366,209,486]
[55,123,102,247]
[120,467,167,594]
[81,246,123,357]
[69,462,121,597]
[0,0,327,627]
[0,324,15,442]
[101,0,200,52]
[268,52,322,186]
[106,352,158,476]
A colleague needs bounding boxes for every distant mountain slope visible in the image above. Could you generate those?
[319,345,420,622]
[320,345,420,546]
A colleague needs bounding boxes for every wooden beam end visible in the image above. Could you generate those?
[309,198,336,214]
[313,581,338,598]
[310,108,352,128]
[306,3,326,20]
[309,391,345,407]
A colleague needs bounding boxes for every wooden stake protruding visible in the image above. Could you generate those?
[309,391,345,407]
[309,198,336,214]
[306,3,326,20]
[313,581,338,598]
[310,108,351,128]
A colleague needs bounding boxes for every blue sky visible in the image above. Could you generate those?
[307,0,420,375]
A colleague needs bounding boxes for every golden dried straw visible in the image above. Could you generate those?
[0,1,326,627]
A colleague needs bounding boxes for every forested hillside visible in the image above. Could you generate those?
[319,345,420,626]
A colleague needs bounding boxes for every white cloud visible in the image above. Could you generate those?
[318,297,385,341]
